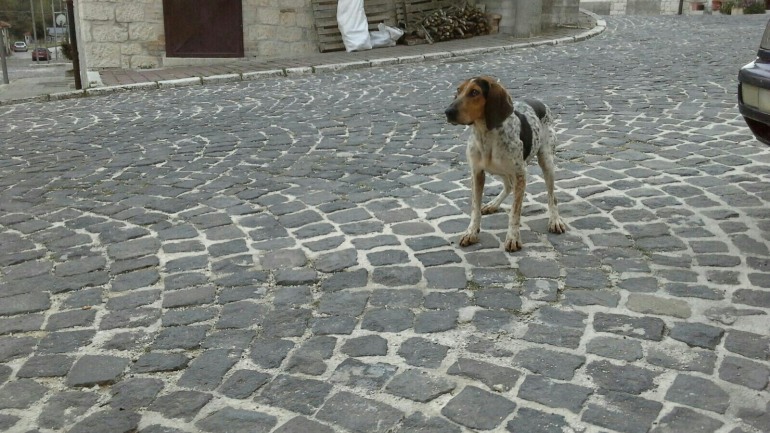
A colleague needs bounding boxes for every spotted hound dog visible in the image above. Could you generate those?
[445,76,566,252]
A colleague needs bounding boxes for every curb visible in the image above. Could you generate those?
[0,11,606,106]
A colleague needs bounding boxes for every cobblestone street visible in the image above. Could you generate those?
[1,13,769,433]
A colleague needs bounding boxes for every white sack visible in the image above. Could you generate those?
[337,0,372,52]
[370,23,404,48]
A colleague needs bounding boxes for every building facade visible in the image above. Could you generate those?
[76,0,318,69]
[74,0,581,72]
[580,0,703,15]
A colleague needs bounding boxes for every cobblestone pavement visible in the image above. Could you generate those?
[1,14,770,433]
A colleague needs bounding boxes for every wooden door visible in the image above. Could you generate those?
[163,0,244,57]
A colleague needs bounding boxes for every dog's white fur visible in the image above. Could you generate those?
[446,77,566,251]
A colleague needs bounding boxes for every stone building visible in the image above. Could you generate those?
[580,0,704,14]
[73,0,581,72]
[0,21,10,55]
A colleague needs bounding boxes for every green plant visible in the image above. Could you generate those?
[740,0,766,13]
[720,0,735,13]
[60,41,73,60]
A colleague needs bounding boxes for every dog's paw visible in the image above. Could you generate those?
[504,236,522,252]
[548,218,567,234]
[459,232,479,247]
[481,204,500,215]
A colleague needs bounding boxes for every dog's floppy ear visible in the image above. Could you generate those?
[483,79,513,130]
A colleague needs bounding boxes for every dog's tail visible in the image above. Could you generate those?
[524,98,557,152]
[522,98,552,124]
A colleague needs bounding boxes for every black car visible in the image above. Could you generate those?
[738,19,770,145]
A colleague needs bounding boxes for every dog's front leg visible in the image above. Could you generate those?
[460,168,485,247]
[504,172,526,252]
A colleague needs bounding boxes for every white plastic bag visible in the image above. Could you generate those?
[337,0,372,52]
[370,23,404,48]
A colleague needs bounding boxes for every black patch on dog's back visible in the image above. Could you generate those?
[514,110,533,160]
[523,98,547,121]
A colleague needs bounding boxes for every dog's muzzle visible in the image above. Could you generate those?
[445,105,459,124]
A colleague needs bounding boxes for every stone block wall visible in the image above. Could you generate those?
[542,0,582,27]
[475,0,580,36]
[77,0,321,70]
[581,0,698,15]
[77,0,163,69]
[241,0,317,60]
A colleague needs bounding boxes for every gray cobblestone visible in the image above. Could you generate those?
[250,338,294,368]
[582,391,662,433]
[594,313,665,341]
[397,337,449,368]
[515,348,585,380]
[66,355,129,387]
[718,356,770,391]
[152,325,208,350]
[0,379,48,409]
[273,416,335,433]
[317,391,404,433]
[724,330,770,360]
[442,386,516,430]
[386,369,455,402]
[17,354,74,377]
[523,324,583,349]
[147,390,212,421]
[586,336,644,361]
[586,360,659,395]
[369,288,423,308]
[447,357,521,392]
[669,322,724,349]
[665,374,730,414]
[110,378,164,411]
[38,391,98,430]
[506,407,570,433]
[0,292,50,316]
[177,348,240,390]
[132,353,190,373]
[196,408,276,433]
[341,335,388,357]
[330,357,396,388]
[1,14,769,433]
[518,375,592,413]
[650,407,723,433]
[362,308,414,332]
[68,409,140,433]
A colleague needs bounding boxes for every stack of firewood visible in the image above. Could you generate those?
[418,4,490,43]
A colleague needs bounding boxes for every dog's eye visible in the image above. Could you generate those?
[469,89,480,97]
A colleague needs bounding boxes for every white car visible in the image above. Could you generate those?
[738,19,770,145]
[13,41,27,52]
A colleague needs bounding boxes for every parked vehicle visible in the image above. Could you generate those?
[13,41,27,52]
[31,48,51,61]
[738,19,770,145]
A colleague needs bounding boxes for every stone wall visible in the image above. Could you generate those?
[581,0,697,15]
[77,1,162,69]
[241,0,317,62]
[543,0,582,27]
[77,0,581,71]
[77,0,320,70]
[474,0,581,37]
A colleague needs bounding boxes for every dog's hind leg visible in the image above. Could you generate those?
[481,177,511,215]
[537,149,567,234]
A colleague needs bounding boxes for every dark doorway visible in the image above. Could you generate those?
[163,0,244,58]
